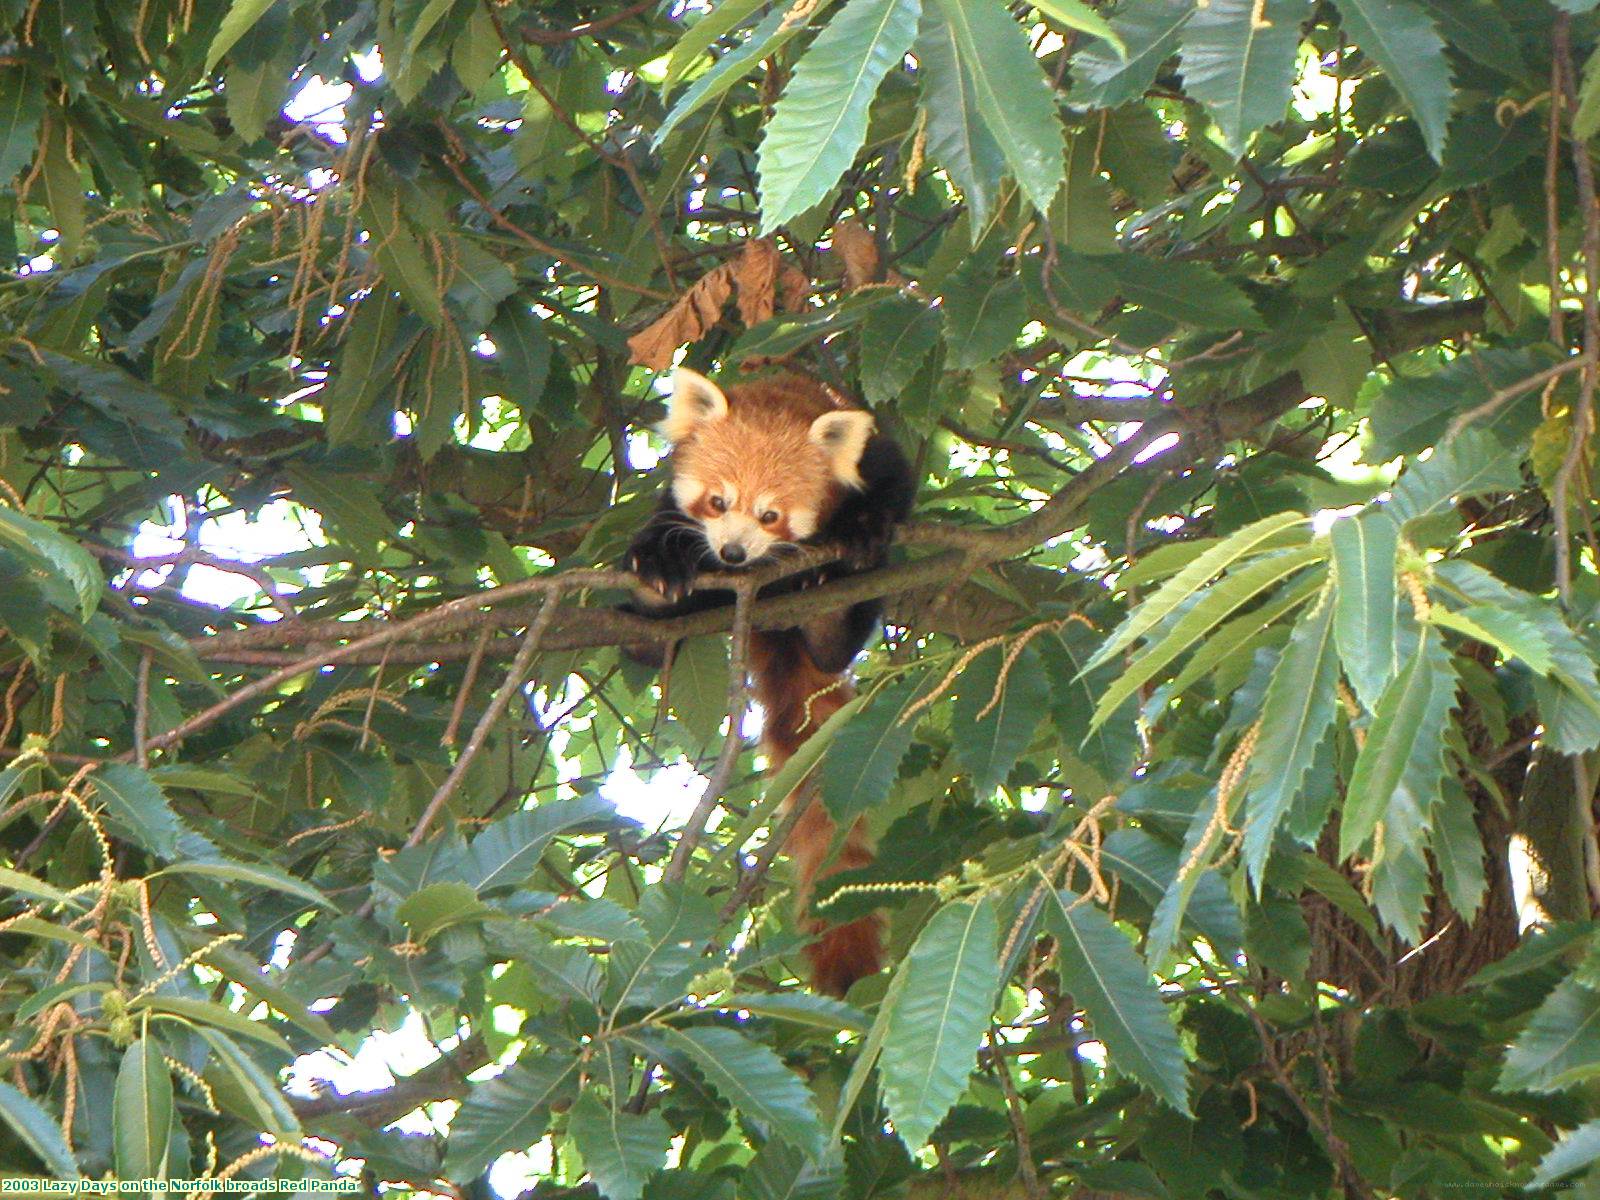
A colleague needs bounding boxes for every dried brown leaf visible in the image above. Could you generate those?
[626,262,736,369]
[778,264,811,313]
[734,238,781,327]
[832,218,879,291]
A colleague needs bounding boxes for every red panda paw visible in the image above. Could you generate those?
[804,916,884,997]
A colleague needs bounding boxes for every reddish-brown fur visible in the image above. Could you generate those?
[683,376,884,994]
[748,624,883,996]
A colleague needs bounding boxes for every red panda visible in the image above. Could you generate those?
[623,367,915,995]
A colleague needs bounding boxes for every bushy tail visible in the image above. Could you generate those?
[749,629,883,996]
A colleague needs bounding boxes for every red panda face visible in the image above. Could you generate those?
[659,369,875,567]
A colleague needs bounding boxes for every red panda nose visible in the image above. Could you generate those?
[719,544,747,566]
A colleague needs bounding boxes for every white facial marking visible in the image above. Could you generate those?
[788,508,818,539]
[703,512,778,562]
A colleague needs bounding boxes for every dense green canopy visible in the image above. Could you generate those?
[5,0,1600,1195]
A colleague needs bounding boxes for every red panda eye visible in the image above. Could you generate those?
[760,510,779,526]
[709,495,727,513]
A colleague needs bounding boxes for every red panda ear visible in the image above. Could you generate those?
[808,410,875,488]
[659,368,729,443]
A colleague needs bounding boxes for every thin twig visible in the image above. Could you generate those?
[1441,355,1587,445]
[665,581,755,883]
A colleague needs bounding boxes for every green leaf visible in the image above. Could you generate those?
[659,1027,826,1154]
[1101,828,1243,955]
[444,1055,579,1178]
[138,996,293,1055]
[929,0,1066,214]
[1089,510,1308,671]
[1178,0,1309,156]
[114,1037,174,1181]
[1530,1119,1600,1188]
[704,992,868,1032]
[1339,630,1457,861]
[194,1026,300,1138]
[0,1080,76,1176]
[156,859,332,911]
[953,643,1049,794]
[1370,347,1555,460]
[205,0,281,70]
[1044,890,1191,1114]
[1578,46,1600,143]
[361,179,445,327]
[914,7,1007,229]
[1071,0,1194,110]
[665,634,732,747]
[0,67,44,183]
[489,304,553,419]
[1167,568,1325,696]
[1242,587,1339,886]
[1432,775,1486,921]
[941,270,1027,370]
[90,764,183,860]
[0,866,72,907]
[1089,544,1327,734]
[821,672,928,823]
[1332,0,1453,160]
[879,896,1000,1150]
[396,880,492,944]
[757,0,921,232]
[1329,513,1399,712]
[1076,250,1266,330]
[1502,977,1600,1094]
[1387,430,1523,525]
[1428,605,1554,675]
[858,296,942,407]
[0,505,102,621]
[655,4,833,148]
[1034,0,1125,53]
[666,0,769,88]
[324,289,406,444]
[570,1092,671,1200]
[461,794,614,894]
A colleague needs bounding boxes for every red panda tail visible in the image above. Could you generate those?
[749,630,884,996]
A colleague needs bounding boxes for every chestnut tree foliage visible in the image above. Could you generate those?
[9,0,1600,1194]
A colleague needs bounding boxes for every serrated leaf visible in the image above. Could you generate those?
[361,179,445,327]
[1329,513,1399,712]
[1432,775,1485,921]
[0,67,44,183]
[205,0,280,70]
[941,270,1027,369]
[821,672,927,823]
[489,304,553,419]
[138,996,293,1054]
[461,794,614,894]
[1579,46,1600,143]
[1071,0,1194,110]
[1178,0,1309,156]
[1531,1119,1600,1188]
[1332,0,1453,161]
[659,1026,826,1153]
[656,4,832,147]
[1370,347,1556,460]
[1386,430,1522,526]
[1339,630,1456,860]
[1502,977,1600,1094]
[90,764,183,860]
[705,992,867,1032]
[155,859,332,911]
[929,0,1066,214]
[0,505,102,621]
[914,6,1007,229]
[1089,510,1309,671]
[114,1037,173,1181]
[1045,889,1191,1113]
[953,643,1049,794]
[1242,587,1339,886]
[1082,250,1266,330]
[1100,828,1243,956]
[1167,568,1325,696]
[1090,545,1326,734]
[666,0,769,88]
[324,289,407,444]
[879,896,1000,1150]
[858,296,942,407]
[396,880,491,944]
[1035,1,1124,52]
[666,633,732,747]
[443,1055,579,1177]
[0,1080,76,1176]
[570,1092,671,1200]
[758,0,921,232]
[1429,605,1554,675]
[195,1026,299,1137]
